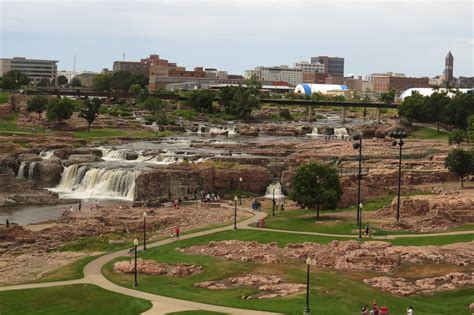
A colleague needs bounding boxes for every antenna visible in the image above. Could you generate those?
[73,55,76,72]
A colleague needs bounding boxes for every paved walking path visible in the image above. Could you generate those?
[1,206,472,314]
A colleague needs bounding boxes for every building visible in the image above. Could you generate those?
[372,74,430,93]
[303,72,328,84]
[75,72,98,87]
[399,88,472,100]
[245,65,303,86]
[57,70,78,82]
[0,57,58,84]
[444,51,454,84]
[310,56,344,76]
[294,83,350,97]
[112,61,149,76]
[294,61,324,73]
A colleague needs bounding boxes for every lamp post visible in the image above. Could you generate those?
[239,177,243,205]
[234,195,238,230]
[388,130,407,221]
[352,133,363,225]
[272,187,276,217]
[143,212,147,251]
[303,257,312,315]
[133,238,139,288]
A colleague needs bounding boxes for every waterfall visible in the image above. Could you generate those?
[17,162,28,179]
[53,164,140,200]
[334,128,349,139]
[99,147,130,161]
[226,126,237,135]
[39,150,54,159]
[27,162,38,181]
[264,182,285,199]
[306,126,320,136]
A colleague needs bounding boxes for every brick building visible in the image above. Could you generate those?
[373,75,430,93]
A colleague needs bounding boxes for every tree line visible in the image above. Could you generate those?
[27,96,102,131]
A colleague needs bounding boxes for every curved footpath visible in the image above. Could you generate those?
[1,207,473,315]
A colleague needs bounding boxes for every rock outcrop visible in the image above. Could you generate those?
[195,274,306,299]
[114,259,202,276]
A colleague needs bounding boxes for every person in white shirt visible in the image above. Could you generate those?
[407,306,413,315]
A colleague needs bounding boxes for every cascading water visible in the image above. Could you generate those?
[334,128,349,139]
[27,162,38,181]
[17,162,28,179]
[39,150,55,159]
[52,164,140,200]
[264,182,285,199]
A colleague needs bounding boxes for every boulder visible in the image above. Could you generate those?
[66,154,102,165]
[37,158,63,187]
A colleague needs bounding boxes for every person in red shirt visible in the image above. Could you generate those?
[175,226,180,240]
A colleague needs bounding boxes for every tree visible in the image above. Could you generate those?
[398,91,428,122]
[188,89,215,113]
[289,162,342,219]
[109,71,149,91]
[379,89,396,103]
[449,129,467,148]
[27,96,48,119]
[219,86,260,119]
[129,84,142,96]
[443,93,474,129]
[46,98,75,129]
[36,78,51,87]
[444,149,473,187]
[425,92,450,131]
[79,98,102,131]
[0,70,30,89]
[139,97,164,113]
[243,75,262,96]
[71,77,82,87]
[57,75,68,86]
[92,73,113,91]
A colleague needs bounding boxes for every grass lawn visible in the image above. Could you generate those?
[0,284,152,315]
[103,229,472,315]
[73,128,172,140]
[0,92,9,104]
[409,127,448,140]
[263,194,435,236]
[28,255,101,283]
[167,312,226,315]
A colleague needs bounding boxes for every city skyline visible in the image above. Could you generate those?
[1,0,473,77]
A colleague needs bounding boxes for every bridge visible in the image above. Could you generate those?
[259,99,398,123]
[27,88,398,123]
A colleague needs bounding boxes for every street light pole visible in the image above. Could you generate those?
[272,187,276,217]
[389,130,407,221]
[352,133,363,226]
[239,177,243,205]
[303,257,312,315]
[143,212,147,251]
[133,238,138,288]
[234,196,238,230]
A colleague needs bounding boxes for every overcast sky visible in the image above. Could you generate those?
[1,0,473,77]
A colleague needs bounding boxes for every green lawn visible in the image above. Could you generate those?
[0,284,152,315]
[28,255,101,283]
[0,92,9,104]
[103,229,473,315]
[264,194,417,235]
[73,128,172,139]
[167,312,227,315]
[410,127,448,140]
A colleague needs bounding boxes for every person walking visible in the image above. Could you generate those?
[175,226,180,240]
[365,224,370,238]
[95,200,99,211]
[372,302,379,315]
[6,219,9,228]
[406,306,413,315]
[78,202,81,211]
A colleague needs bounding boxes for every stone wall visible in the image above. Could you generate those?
[134,163,270,205]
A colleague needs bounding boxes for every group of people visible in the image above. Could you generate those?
[251,199,262,211]
[201,193,221,202]
[361,301,414,314]
[60,201,101,217]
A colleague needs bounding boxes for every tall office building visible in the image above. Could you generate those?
[0,57,58,83]
[444,51,454,84]
[310,56,344,77]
